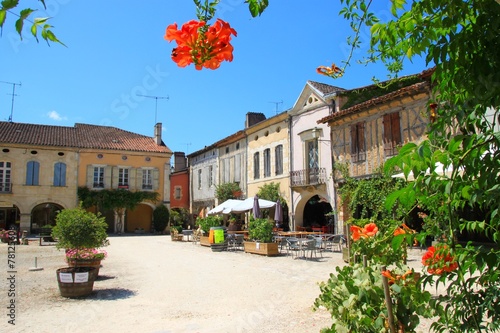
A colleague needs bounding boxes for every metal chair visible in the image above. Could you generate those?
[326,234,344,252]
[302,239,318,260]
[285,237,301,258]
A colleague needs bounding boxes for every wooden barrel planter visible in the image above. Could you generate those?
[56,267,97,298]
[68,259,102,276]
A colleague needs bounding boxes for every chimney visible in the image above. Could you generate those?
[173,152,187,171]
[154,123,162,145]
[245,112,266,128]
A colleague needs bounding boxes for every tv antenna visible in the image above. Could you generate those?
[182,142,192,154]
[268,100,283,115]
[136,94,169,124]
[1,81,21,122]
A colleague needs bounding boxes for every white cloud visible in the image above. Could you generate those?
[47,110,67,121]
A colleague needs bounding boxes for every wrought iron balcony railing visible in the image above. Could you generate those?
[290,168,327,187]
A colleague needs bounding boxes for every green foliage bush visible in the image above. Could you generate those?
[197,216,222,235]
[248,218,274,243]
[153,205,169,233]
[52,206,108,250]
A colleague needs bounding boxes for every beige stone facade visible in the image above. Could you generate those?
[0,122,172,234]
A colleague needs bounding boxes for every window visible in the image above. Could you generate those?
[26,161,40,186]
[208,165,213,187]
[53,162,67,187]
[275,145,283,175]
[198,169,202,189]
[142,169,153,190]
[118,168,129,188]
[263,148,271,177]
[0,161,11,192]
[174,186,181,200]
[383,112,402,157]
[307,139,319,183]
[350,122,366,162]
[253,152,260,180]
[93,166,105,188]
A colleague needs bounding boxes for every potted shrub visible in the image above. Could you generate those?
[51,205,108,298]
[197,216,222,247]
[243,218,279,256]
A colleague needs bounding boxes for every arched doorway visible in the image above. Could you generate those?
[31,203,63,234]
[302,195,333,232]
[0,205,20,230]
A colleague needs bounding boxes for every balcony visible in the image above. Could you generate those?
[0,182,12,193]
[290,168,327,187]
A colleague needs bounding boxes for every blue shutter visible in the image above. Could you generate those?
[54,162,67,186]
[26,161,33,185]
[54,163,61,186]
[33,161,40,185]
[60,163,66,186]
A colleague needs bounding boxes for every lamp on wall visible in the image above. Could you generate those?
[311,127,330,142]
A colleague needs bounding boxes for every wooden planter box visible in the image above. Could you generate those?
[199,236,211,247]
[243,241,279,256]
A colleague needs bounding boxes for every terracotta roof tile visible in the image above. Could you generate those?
[317,81,430,124]
[308,81,345,95]
[0,122,171,153]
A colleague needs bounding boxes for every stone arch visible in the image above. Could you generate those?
[30,202,65,233]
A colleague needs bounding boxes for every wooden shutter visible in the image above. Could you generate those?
[350,124,358,162]
[391,112,401,155]
[153,168,160,190]
[86,165,93,187]
[104,166,112,189]
[129,168,137,190]
[112,167,119,189]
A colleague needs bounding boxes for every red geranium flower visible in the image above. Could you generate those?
[422,245,458,275]
[165,18,237,70]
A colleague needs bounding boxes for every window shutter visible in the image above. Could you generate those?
[391,112,401,155]
[33,162,40,185]
[26,161,33,185]
[136,168,143,190]
[153,168,159,190]
[60,163,66,186]
[129,168,137,190]
[112,167,119,189]
[86,165,93,187]
[104,166,112,189]
[350,125,357,162]
[358,123,366,161]
[383,114,392,155]
[54,163,60,186]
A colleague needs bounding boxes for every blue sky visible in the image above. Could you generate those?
[1,1,428,155]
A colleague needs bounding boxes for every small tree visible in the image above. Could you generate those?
[52,205,108,251]
[153,205,169,233]
[215,182,242,202]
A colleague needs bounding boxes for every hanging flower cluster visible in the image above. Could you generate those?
[381,269,416,286]
[65,248,107,262]
[350,222,378,241]
[393,223,415,236]
[316,63,344,78]
[422,245,458,275]
[164,18,237,70]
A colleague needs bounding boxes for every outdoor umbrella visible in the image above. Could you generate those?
[252,195,261,218]
[274,199,283,227]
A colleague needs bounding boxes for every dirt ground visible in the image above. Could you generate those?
[0,235,438,333]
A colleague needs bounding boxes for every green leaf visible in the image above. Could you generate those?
[1,0,19,10]
[391,234,405,251]
[0,9,6,28]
